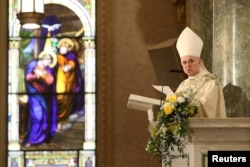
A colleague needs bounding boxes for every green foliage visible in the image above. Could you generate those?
[145,89,198,166]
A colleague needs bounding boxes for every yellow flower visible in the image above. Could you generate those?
[150,126,158,137]
[167,94,177,103]
[168,123,180,136]
[163,103,173,115]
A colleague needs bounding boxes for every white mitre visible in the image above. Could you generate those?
[176,27,203,58]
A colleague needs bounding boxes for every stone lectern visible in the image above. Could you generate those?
[160,118,250,167]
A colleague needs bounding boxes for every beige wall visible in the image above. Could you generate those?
[111,1,180,167]
[0,0,181,167]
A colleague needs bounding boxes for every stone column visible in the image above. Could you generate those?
[188,0,250,117]
[213,0,250,117]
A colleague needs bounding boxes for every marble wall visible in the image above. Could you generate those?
[213,0,250,117]
[189,0,250,117]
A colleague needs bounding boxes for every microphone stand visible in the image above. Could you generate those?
[160,69,184,106]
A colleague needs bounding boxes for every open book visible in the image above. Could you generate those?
[127,85,174,112]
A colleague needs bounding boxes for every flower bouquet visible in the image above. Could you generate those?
[146,89,198,166]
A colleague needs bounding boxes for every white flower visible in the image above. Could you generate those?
[161,126,167,134]
[177,96,185,103]
[183,93,189,98]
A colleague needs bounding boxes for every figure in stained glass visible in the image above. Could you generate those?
[56,38,85,131]
[22,50,57,147]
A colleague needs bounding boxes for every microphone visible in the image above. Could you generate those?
[169,69,184,73]
[160,70,168,106]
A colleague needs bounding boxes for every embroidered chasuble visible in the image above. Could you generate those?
[176,62,226,118]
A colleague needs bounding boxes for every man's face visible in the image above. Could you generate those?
[59,46,68,55]
[181,55,201,76]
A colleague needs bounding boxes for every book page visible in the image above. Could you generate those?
[152,85,174,95]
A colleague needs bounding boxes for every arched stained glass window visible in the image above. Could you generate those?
[8,0,96,166]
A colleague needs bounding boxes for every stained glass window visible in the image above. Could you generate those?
[8,1,96,166]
